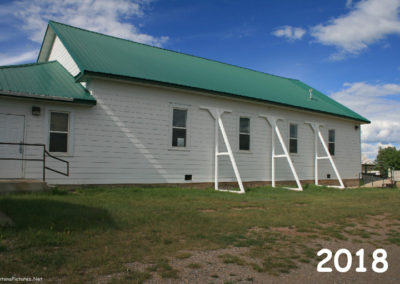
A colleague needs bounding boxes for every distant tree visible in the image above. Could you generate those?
[375,147,400,177]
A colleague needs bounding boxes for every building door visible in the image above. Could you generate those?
[0,113,25,179]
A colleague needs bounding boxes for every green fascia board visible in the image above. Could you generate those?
[0,61,96,105]
[48,21,368,123]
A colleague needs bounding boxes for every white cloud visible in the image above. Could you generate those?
[0,50,38,66]
[10,0,168,47]
[362,142,396,160]
[331,82,400,159]
[346,0,353,8]
[311,0,400,57]
[272,26,306,41]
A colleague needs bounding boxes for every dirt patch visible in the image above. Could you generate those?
[247,226,313,238]
[363,214,400,228]
[125,247,265,284]
[247,226,268,234]
[269,226,313,237]
[231,207,265,211]
[334,214,400,244]
[198,209,216,213]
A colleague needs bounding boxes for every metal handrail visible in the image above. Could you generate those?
[0,142,69,182]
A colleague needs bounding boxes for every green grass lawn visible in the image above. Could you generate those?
[0,185,399,283]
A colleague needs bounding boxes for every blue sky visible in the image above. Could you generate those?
[0,0,399,160]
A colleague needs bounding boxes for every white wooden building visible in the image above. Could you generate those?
[0,21,369,191]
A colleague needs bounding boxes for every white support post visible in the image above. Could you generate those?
[260,115,303,191]
[306,122,345,189]
[214,113,219,190]
[271,118,276,188]
[314,124,318,185]
[200,106,245,194]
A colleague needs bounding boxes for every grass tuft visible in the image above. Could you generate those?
[175,252,192,259]
[147,259,179,279]
[123,270,151,283]
[219,254,247,266]
[186,262,202,269]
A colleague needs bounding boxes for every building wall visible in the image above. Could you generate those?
[0,77,362,185]
[48,36,80,77]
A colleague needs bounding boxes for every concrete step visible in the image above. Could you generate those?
[0,179,48,194]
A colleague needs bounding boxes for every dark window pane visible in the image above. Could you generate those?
[172,128,186,147]
[49,133,68,152]
[173,109,187,127]
[329,142,335,156]
[290,138,297,153]
[239,117,250,133]
[239,134,250,150]
[329,130,335,142]
[50,112,69,132]
[290,124,297,138]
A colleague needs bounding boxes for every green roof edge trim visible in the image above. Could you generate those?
[0,92,96,105]
[36,25,52,62]
[78,70,368,123]
[0,61,53,69]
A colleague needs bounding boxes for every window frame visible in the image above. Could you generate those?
[238,116,251,152]
[288,122,299,155]
[168,104,191,151]
[48,110,72,155]
[328,129,335,156]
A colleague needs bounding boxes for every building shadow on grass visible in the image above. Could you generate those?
[0,198,116,231]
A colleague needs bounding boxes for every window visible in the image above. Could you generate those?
[289,123,298,154]
[328,129,335,155]
[172,108,187,147]
[49,112,69,153]
[239,117,250,151]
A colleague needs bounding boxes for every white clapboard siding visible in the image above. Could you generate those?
[0,76,362,185]
[48,36,80,77]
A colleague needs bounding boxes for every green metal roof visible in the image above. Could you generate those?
[0,61,95,104]
[45,21,368,122]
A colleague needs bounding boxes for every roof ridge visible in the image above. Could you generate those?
[48,20,295,81]
[0,60,57,69]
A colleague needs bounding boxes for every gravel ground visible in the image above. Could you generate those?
[119,215,400,284]
[123,244,399,284]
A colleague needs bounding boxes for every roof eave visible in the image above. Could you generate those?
[0,90,96,105]
[77,70,370,124]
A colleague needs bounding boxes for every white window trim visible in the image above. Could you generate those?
[45,109,74,157]
[328,129,335,156]
[288,122,299,155]
[237,114,252,153]
[168,102,191,151]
